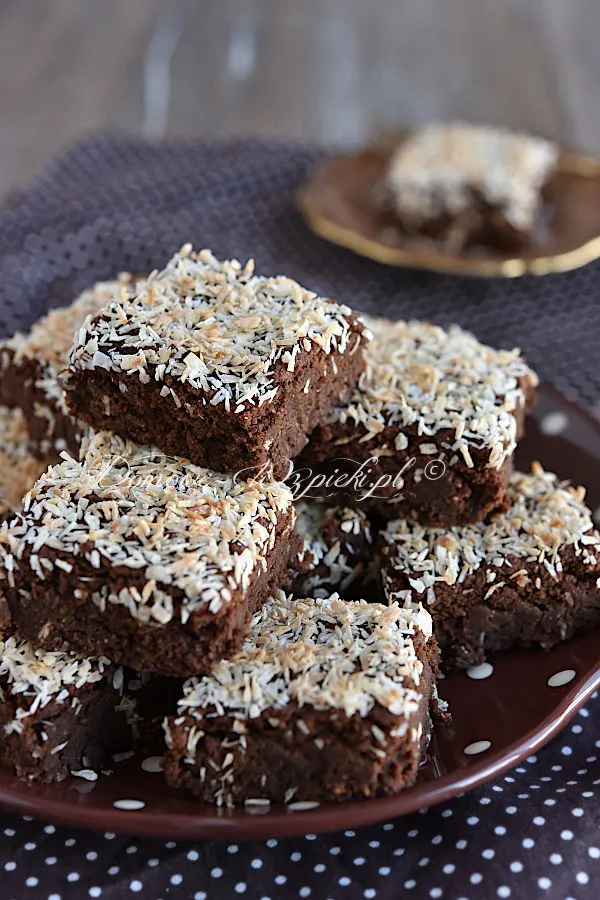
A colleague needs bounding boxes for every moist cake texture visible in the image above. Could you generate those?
[290,503,373,598]
[302,315,537,525]
[63,246,367,480]
[163,592,439,805]
[381,464,600,669]
[0,431,297,677]
[0,275,134,455]
[0,627,132,782]
[386,123,558,251]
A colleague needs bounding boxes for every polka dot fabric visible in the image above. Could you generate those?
[0,136,599,899]
[0,697,598,900]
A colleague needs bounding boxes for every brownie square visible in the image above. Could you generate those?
[290,502,373,598]
[163,592,440,806]
[63,246,367,480]
[0,430,297,677]
[301,315,537,526]
[384,123,557,252]
[380,464,600,670]
[0,275,134,456]
[0,626,133,783]
[0,406,51,520]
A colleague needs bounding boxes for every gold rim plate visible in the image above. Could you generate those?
[297,140,600,277]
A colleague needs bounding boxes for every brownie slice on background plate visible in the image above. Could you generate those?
[0,430,297,677]
[0,274,135,457]
[380,463,600,669]
[384,123,558,253]
[63,245,367,481]
[302,314,537,526]
[164,592,441,806]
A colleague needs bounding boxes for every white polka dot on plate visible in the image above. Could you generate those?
[464,740,492,755]
[548,669,576,687]
[466,662,494,680]
[141,756,164,773]
[539,411,569,435]
[113,799,146,811]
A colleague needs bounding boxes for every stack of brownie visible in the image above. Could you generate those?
[0,243,598,805]
[0,245,440,801]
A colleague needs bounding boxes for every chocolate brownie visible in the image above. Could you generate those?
[0,626,133,783]
[290,502,373,598]
[383,123,558,253]
[0,430,297,677]
[380,464,600,670]
[0,274,135,456]
[163,592,440,806]
[0,406,51,520]
[301,315,537,526]
[63,246,367,481]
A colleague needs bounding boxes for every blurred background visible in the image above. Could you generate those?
[1,0,598,198]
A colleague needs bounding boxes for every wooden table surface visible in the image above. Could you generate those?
[0,0,598,197]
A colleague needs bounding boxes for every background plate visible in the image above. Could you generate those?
[298,143,600,277]
[0,383,598,840]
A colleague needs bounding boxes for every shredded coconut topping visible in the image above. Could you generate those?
[0,631,111,734]
[387,123,558,230]
[172,592,433,721]
[0,406,48,518]
[294,503,372,597]
[65,246,363,414]
[382,464,600,607]
[0,431,294,626]
[330,315,537,467]
[2,275,134,411]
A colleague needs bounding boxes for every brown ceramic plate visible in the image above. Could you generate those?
[0,383,598,839]
[298,138,600,276]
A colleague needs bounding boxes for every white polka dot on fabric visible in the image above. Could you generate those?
[130,882,143,893]
[89,889,102,898]
[538,878,552,890]
[576,872,589,885]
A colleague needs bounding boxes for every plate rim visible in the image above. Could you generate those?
[0,652,597,841]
